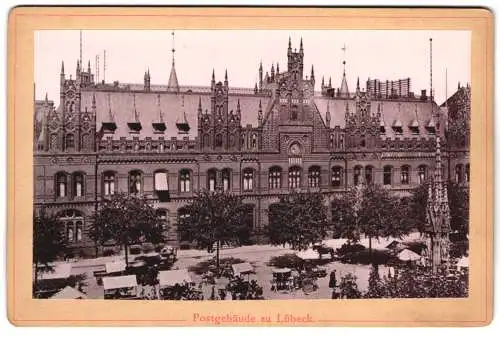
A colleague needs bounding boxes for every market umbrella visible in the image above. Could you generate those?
[397,249,421,262]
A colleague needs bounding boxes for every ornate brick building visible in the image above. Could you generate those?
[33,37,470,251]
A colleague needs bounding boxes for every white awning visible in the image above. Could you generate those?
[296,249,321,260]
[105,261,126,274]
[51,286,87,299]
[398,249,421,261]
[232,262,254,275]
[102,275,137,290]
[39,263,72,280]
[155,172,169,191]
[157,269,192,287]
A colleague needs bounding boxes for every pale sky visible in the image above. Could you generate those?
[35,30,470,106]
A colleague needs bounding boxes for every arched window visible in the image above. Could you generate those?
[251,134,257,149]
[360,134,366,148]
[129,170,142,195]
[55,172,68,198]
[72,172,84,197]
[353,166,362,186]
[203,134,210,149]
[288,166,301,189]
[332,166,343,187]
[383,166,393,186]
[179,169,191,193]
[418,165,427,184]
[241,134,245,148]
[308,166,321,188]
[465,163,470,183]
[243,168,254,191]
[339,134,344,149]
[75,221,83,241]
[222,169,231,191]
[103,171,116,196]
[59,209,84,243]
[401,165,410,185]
[268,166,282,189]
[455,164,464,184]
[365,166,373,185]
[215,134,223,147]
[156,209,169,231]
[329,134,334,148]
[65,133,75,151]
[207,169,217,192]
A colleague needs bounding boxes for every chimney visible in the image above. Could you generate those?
[420,89,427,101]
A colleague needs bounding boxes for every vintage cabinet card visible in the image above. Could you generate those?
[7,7,493,326]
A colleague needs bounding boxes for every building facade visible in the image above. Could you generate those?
[33,38,470,251]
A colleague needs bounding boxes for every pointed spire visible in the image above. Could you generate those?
[299,37,303,53]
[236,98,241,116]
[167,31,180,93]
[224,69,228,86]
[329,77,332,87]
[258,99,263,126]
[276,62,279,74]
[76,59,80,73]
[259,61,263,71]
[61,61,65,74]
[311,65,315,79]
[45,92,48,102]
[326,101,331,127]
[254,82,258,94]
[356,77,360,91]
[133,93,139,122]
[157,94,163,122]
[288,36,292,49]
[197,96,202,116]
[107,92,114,122]
[87,60,91,72]
[322,76,325,87]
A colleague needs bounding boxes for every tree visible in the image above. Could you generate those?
[177,190,253,273]
[330,189,360,242]
[357,184,407,259]
[339,273,362,299]
[365,264,384,298]
[89,193,165,267]
[33,208,67,295]
[267,190,329,250]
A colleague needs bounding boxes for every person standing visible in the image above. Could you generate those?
[329,269,337,289]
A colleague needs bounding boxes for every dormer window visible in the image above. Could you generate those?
[409,120,420,135]
[152,121,166,133]
[392,120,403,135]
[426,118,436,134]
[128,121,142,133]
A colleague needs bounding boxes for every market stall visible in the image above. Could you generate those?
[102,275,138,299]
[50,286,87,299]
[231,262,254,279]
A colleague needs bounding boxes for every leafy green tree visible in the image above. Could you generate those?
[267,190,329,250]
[339,273,362,299]
[177,190,253,272]
[330,189,360,242]
[365,264,384,298]
[33,208,67,295]
[367,266,468,298]
[357,184,408,258]
[89,193,165,267]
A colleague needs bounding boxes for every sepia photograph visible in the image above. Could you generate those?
[31,29,472,302]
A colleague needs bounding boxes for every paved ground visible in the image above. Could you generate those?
[68,243,392,300]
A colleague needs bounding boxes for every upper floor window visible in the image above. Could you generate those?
[215,134,223,147]
[179,169,191,193]
[65,133,75,151]
[465,163,470,183]
[418,165,427,185]
[332,166,343,187]
[383,166,393,186]
[353,166,362,186]
[365,166,373,185]
[269,166,282,189]
[289,166,301,189]
[243,169,254,191]
[401,165,410,185]
[251,134,257,149]
[73,172,84,197]
[55,172,68,198]
[207,169,217,192]
[329,134,334,148]
[129,170,142,195]
[308,166,321,188]
[103,171,116,196]
[360,134,366,148]
[154,171,169,193]
[222,169,231,191]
